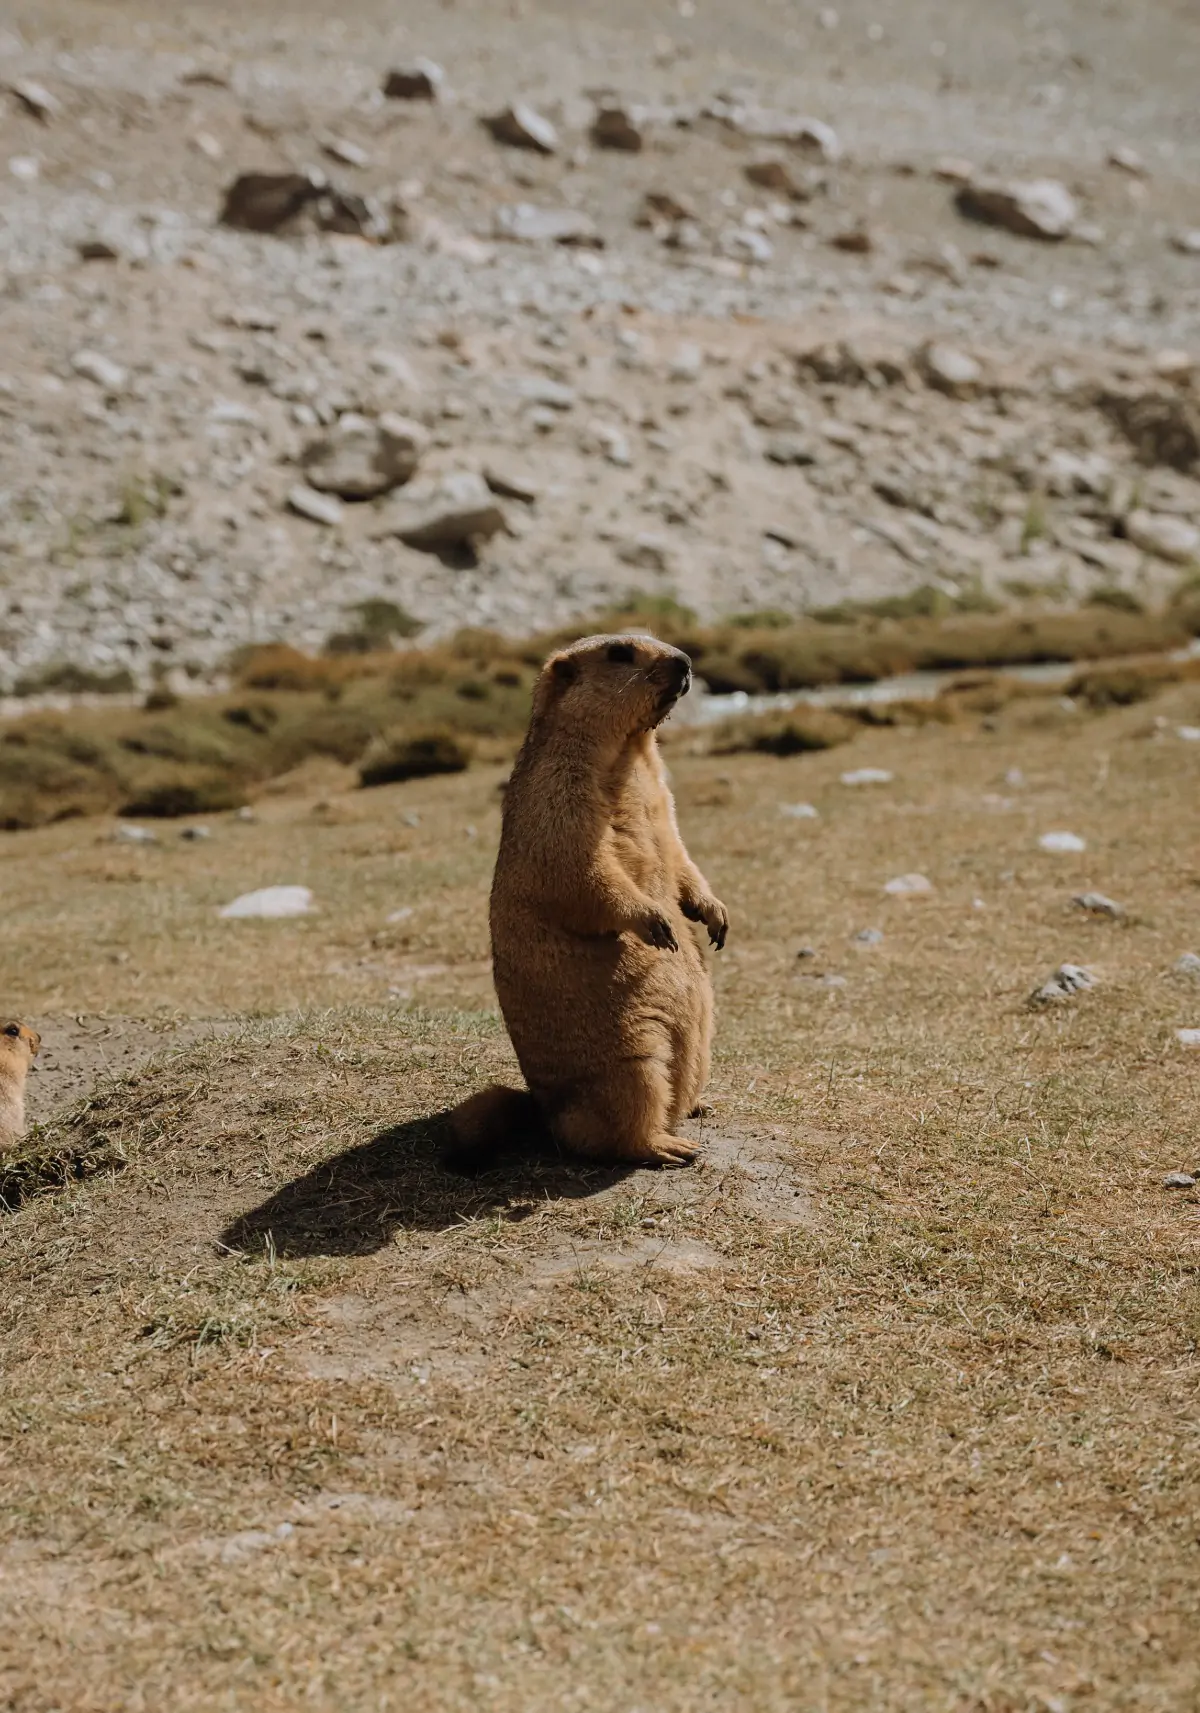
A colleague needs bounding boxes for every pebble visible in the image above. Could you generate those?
[668,342,704,382]
[765,434,816,466]
[299,413,427,499]
[1177,1028,1200,1049]
[955,178,1078,240]
[484,104,559,154]
[219,886,313,920]
[10,80,59,122]
[1163,1172,1196,1189]
[219,169,322,232]
[1072,891,1123,919]
[492,203,599,245]
[179,826,212,842]
[1175,953,1200,979]
[1178,727,1200,743]
[744,158,805,197]
[920,342,982,398]
[779,802,819,819]
[884,872,933,896]
[382,61,444,101]
[1170,229,1200,256]
[1125,510,1200,565]
[387,907,415,924]
[853,927,884,944]
[113,823,157,845]
[1039,831,1086,854]
[483,458,541,502]
[842,768,893,786]
[1029,963,1095,1007]
[321,136,371,169]
[8,155,39,181]
[287,485,344,527]
[1107,144,1148,176]
[71,349,127,391]
[591,107,644,152]
[376,470,506,551]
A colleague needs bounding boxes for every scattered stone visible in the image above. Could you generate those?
[1153,349,1195,382]
[191,131,224,160]
[955,178,1078,240]
[779,802,819,819]
[70,349,127,391]
[721,226,774,263]
[884,873,933,897]
[509,374,577,409]
[483,104,559,154]
[220,885,313,920]
[236,807,256,823]
[1162,1171,1196,1189]
[1029,963,1095,1007]
[299,413,426,500]
[765,434,816,466]
[829,225,873,255]
[1178,727,1200,743]
[382,61,444,101]
[667,342,704,381]
[919,342,982,398]
[718,104,841,161]
[1039,831,1086,854]
[1177,1028,1200,1049]
[1100,389,1200,470]
[113,823,157,845]
[637,190,694,228]
[9,79,59,122]
[1072,892,1124,920]
[483,458,541,503]
[585,422,632,466]
[591,106,643,151]
[378,471,506,552]
[1124,509,1200,565]
[492,203,600,245]
[933,156,974,183]
[853,927,884,944]
[841,768,893,786]
[1171,229,1200,256]
[8,155,39,182]
[179,825,212,842]
[1175,953,1200,979]
[286,484,344,527]
[321,136,371,169]
[219,170,322,232]
[744,157,806,197]
[796,946,817,959]
[76,237,121,262]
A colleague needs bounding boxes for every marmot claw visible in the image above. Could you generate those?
[640,911,679,952]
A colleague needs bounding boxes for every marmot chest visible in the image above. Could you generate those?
[607,777,672,892]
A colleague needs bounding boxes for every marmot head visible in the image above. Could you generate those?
[533,633,692,739]
[0,1022,40,1069]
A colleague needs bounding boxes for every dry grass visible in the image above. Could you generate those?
[2,673,1200,1709]
[5,598,1199,830]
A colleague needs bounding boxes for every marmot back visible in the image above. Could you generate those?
[449,633,728,1170]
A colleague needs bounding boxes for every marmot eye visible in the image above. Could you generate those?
[3,1023,19,1037]
[607,642,636,664]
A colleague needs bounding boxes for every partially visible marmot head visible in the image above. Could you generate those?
[0,1021,40,1074]
[532,633,692,739]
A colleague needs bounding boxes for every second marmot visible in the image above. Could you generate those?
[450,632,728,1168]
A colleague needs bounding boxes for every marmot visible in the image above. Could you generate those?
[0,1022,41,1149]
[449,633,728,1168]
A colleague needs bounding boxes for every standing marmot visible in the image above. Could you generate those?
[0,1022,41,1149]
[449,633,728,1168]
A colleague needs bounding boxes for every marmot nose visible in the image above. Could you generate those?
[671,653,692,689]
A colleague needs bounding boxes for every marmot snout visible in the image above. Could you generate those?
[0,1021,41,1148]
[448,631,728,1170]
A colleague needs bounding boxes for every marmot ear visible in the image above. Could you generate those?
[551,655,579,687]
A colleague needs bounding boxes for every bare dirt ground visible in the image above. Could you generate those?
[3,1,1200,1707]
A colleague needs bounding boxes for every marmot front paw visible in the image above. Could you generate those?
[683,895,729,950]
[636,910,679,952]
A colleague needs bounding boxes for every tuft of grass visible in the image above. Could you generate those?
[12,662,136,698]
[120,773,247,818]
[359,727,473,787]
[325,598,423,656]
[711,706,856,756]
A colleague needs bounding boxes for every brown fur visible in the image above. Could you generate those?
[448,634,728,1169]
[0,1022,41,1149]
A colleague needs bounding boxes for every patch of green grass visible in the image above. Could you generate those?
[359,727,473,787]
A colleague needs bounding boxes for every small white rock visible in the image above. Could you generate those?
[841,768,893,786]
[8,154,39,181]
[1163,1171,1196,1189]
[1175,953,1200,979]
[1039,831,1086,853]
[1176,726,1200,743]
[287,485,344,527]
[884,872,934,897]
[1125,510,1200,566]
[113,823,157,845]
[1177,1028,1200,1049]
[387,907,414,924]
[220,886,313,920]
[779,802,819,819]
[1072,891,1123,919]
[853,927,884,945]
[1029,963,1095,1007]
[71,349,127,390]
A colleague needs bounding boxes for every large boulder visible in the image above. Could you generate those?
[300,414,427,499]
